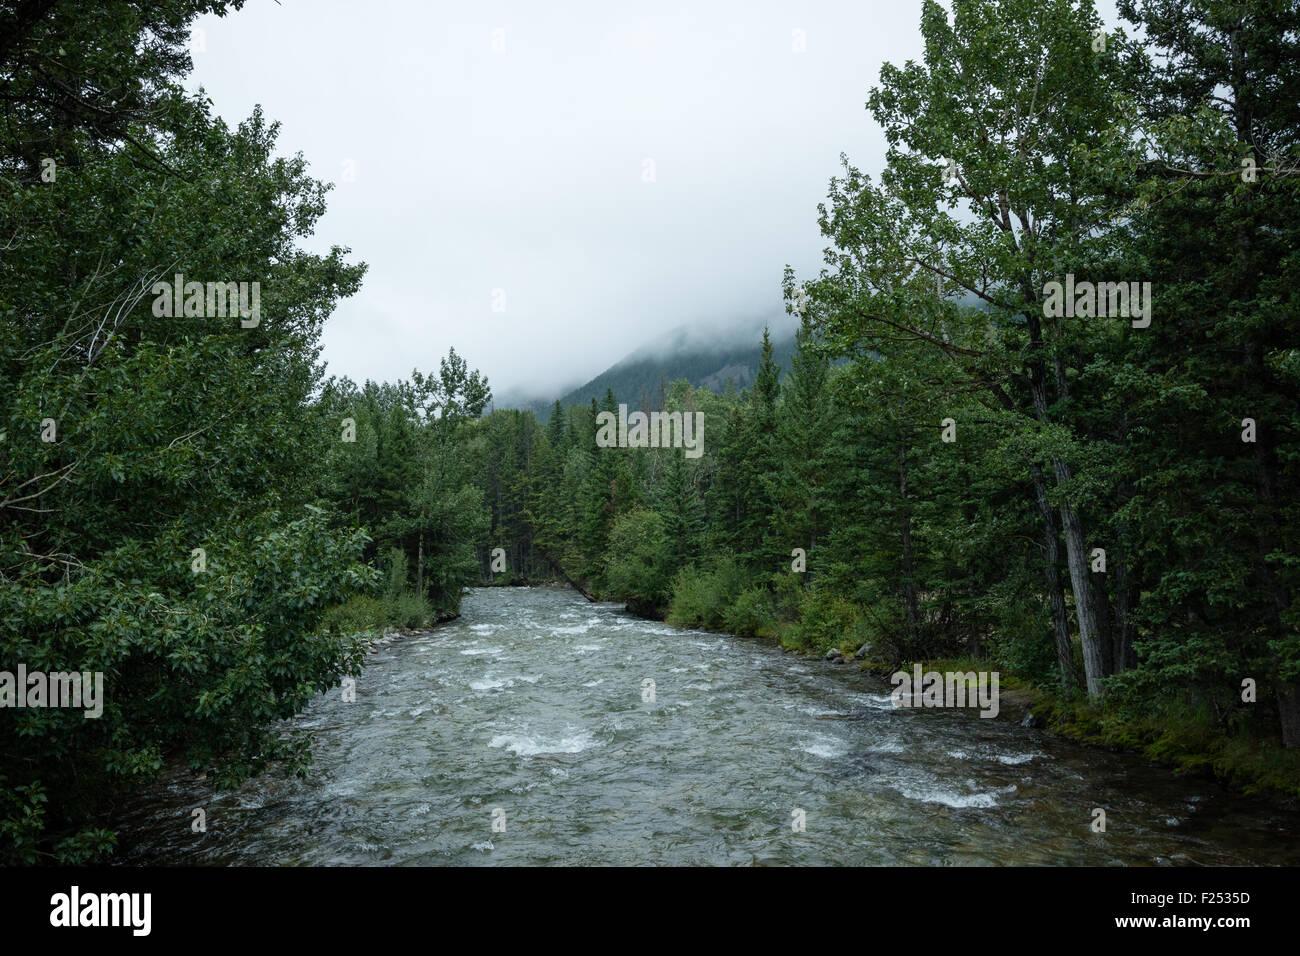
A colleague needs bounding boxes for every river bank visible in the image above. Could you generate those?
[113,586,1300,865]
[846,655,1300,806]
[579,584,1300,806]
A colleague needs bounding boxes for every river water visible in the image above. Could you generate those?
[117,586,1300,865]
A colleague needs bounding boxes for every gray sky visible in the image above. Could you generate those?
[185,0,1119,401]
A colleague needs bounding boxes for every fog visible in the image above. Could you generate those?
[185,0,1120,401]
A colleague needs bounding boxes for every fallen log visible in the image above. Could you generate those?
[532,545,597,602]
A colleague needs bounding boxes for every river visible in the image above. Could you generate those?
[116,586,1300,865]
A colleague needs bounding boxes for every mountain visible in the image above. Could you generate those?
[496,317,798,422]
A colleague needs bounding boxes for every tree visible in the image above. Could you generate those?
[0,25,371,857]
[796,0,1139,696]
[1106,0,1300,745]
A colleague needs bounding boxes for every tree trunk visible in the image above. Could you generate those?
[1027,360,1107,698]
[1112,536,1134,674]
[1045,354,1107,693]
[899,443,921,654]
[1032,465,1081,692]
[534,543,596,602]
[1054,466,1107,698]
[1091,560,1114,677]
[1274,686,1300,749]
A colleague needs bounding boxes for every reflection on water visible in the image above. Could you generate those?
[115,586,1300,865]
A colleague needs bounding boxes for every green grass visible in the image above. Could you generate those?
[321,590,434,634]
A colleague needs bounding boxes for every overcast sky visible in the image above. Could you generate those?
[186,0,1119,402]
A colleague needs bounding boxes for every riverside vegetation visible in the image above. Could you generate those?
[470,0,1300,799]
[0,0,491,862]
[2,0,1298,864]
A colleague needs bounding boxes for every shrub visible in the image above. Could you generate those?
[768,571,805,621]
[724,586,775,636]
[604,508,674,612]
[0,508,377,864]
[791,587,866,653]
[666,556,749,629]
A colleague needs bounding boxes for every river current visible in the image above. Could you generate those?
[116,586,1300,865]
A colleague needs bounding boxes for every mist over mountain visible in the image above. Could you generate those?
[495,314,799,421]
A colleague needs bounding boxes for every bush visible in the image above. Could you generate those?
[854,596,909,662]
[790,587,867,654]
[386,590,432,628]
[0,508,377,864]
[322,589,432,634]
[665,567,709,627]
[982,579,1061,687]
[384,547,409,600]
[768,571,805,621]
[321,594,389,637]
[603,508,674,613]
[666,556,749,629]
[723,586,775,636]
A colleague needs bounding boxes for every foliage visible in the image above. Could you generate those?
[473,0,1300,796]
[0,1,491,861]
